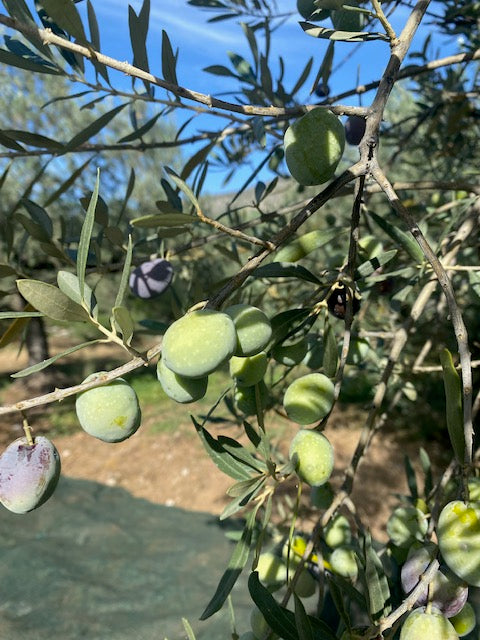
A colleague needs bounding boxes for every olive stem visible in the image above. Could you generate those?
[371,0,398,43]
[22,418,34,445]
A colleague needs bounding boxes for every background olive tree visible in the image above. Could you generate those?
[0,0,479,638]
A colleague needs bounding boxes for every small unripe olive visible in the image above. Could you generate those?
[400,607,458,640]
[437,500,480,587]
[229,352,268,387]
[157,358,208,404]
[289,429,334,487]
[283,373,335,425]
[225,304,272,357]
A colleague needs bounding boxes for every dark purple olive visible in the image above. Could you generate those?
[314,83,330,98]
[327,283,361,320]
[129,258,174,299]
[0,436,61,514]
[345,115,366,146]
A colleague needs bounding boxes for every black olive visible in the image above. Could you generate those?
[327,283,361,319]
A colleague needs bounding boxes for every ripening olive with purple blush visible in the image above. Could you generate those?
[0,436,61,514]
[129,258,173,299]
[401,544,468,618]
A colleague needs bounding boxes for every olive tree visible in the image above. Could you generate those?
[0,1,479,638]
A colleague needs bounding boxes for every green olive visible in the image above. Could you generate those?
[289,429,334,487]
[284,108,345,186]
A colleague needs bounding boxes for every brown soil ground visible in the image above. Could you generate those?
[0,338,446,542]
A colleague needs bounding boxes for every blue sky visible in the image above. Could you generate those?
[26,1,461,194]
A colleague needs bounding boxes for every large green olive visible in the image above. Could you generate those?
[157,358,208,404]
[162,309,237,378]
[284,108,345,186]
[283,373,335,424]
[399,607,458,640]
[437,500,480,587]
[289,429,334,487]
[75,373,141,443]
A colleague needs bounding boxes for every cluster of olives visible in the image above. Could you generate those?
[157,304,272,406]
[385,486,480,639]
[0,371,142,514]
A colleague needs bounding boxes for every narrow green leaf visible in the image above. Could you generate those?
[87,0,109,83]
[164,167,200,211]
[221,477,265,520]
[276,228,345,263]
[15,212,51,243]
[440,348,465,464]
[291,56,313,97]
[300,21,389,42]
[117,168,135,225]
[11,339,101,378]
[57,271,98,318]
[77,170,100,300]
[191,417,253,481]
[200,505,260,619]
[368,211,424,263]
[43,157,92,207]
[248,572,298,640]
[112,306,134,346]
[0,264,17,278]
[0,311,43,319]
[419,447,433,498]
[181,619,197,640]
[404,455,418,501]
[2,129,64,150]
[468,271,480,300]
[16,279,89,323]
[0,130,25,151]
[114,234,133,309]
[227,51,256,84]
[0,48,60,75]
[21,199,53,238]
[362,532,391,622]
[355,250,397,279]
[181,140,217,181]
[253,262,321,285]
[323,322,338,378]
[217,434,267,473]
[117,112,161,143]
[65,104,126,150]
[41,0,88,43]
[203,64,239,78]
[128,0,150,86]
[161,29,178,85]
[293,593,314,640]
[130,213,194,228]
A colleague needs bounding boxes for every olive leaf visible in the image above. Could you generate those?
[191,417,254,481]
[17,279,89,323]
[440,348,465,464]
[200,503,261,620]
[77,170,100,301]
[361,532,391,622]
[57,270,98,318]
[253,262,321,285]
[11,339,102,378]
[300,21,389,42]
[111,306,134,346]
[130,213,195,228]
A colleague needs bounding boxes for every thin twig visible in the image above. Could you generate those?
[371,164,474,467]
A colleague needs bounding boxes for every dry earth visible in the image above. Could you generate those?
[0,340,447,542]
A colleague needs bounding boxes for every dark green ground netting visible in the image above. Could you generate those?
[0,477,252,640]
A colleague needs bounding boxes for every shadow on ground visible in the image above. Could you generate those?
[0,477,252,640]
